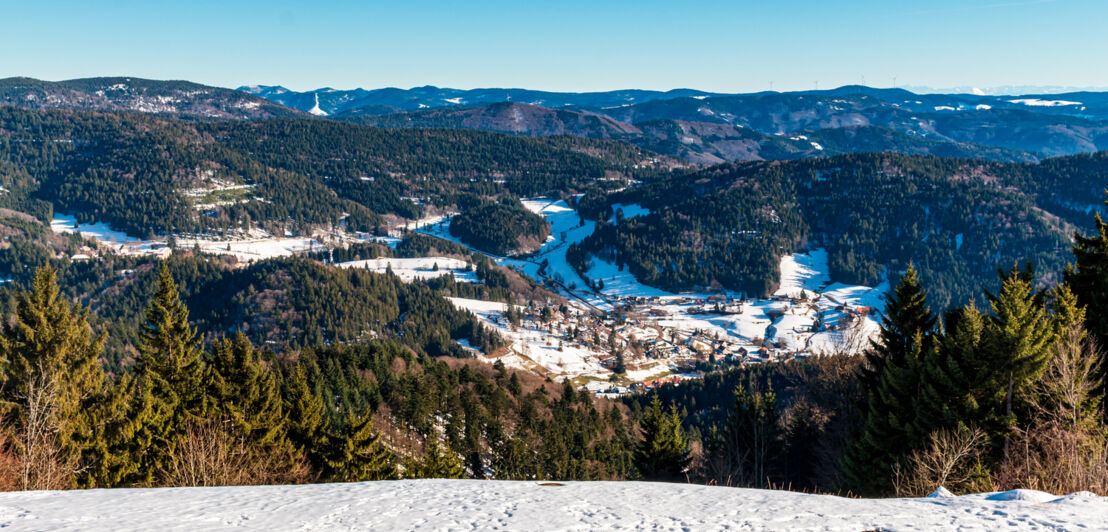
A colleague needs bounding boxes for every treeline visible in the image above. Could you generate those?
[627,198,1108,496]
[573,153,1083,306]
[0,265,639,489]
[449,197,551,256]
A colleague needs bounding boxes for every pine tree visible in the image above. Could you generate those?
[407,437,465,479]
[81,373,151,487]
[282,365,327,472]
[633,394,689,481]
[1067,203,1108,359]
[0,266,107,488]
[985,269,1055,460]
[206,333,297,479]
[323,411,398,482]
[134,264,209,481]
[843,264,936,495]
[1052,285,1087,342]
[207,334,287,448]
[915,303,999,438]
[705,383,781,487]
[492,430,536,480]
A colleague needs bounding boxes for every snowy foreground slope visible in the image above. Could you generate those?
[0,480,1105,531]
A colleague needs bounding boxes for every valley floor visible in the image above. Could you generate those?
[0,480,1102,531]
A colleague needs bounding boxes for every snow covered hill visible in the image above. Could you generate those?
[0,480,1104,531]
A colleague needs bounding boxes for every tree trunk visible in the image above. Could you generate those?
[1003,372,1015,461]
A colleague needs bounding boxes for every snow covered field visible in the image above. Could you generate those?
[50,214,144,246]
[50,214,376,263]
[0,480,1103,531]
[339,257,476,283]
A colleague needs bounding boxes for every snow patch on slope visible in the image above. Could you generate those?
[1008,98,1081,107]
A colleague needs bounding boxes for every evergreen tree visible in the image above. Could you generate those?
[492,430,537,480]
[207,333,297,478]
[407,437,465,479]
[0,266,107,488]
[134,264,209,481]
[1067,203,1108,361]
[323,411,398,482]
[704,383,781,487]
[81,373,151,487]
[1052,285,1087,343]
[985,269,1055,460]
[843,264,936,495]
[282,365,327,472]
[915,303,999,438]
[633,394,689,481]
[208,334,286,446]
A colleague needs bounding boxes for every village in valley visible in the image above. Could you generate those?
[50,191,888,395]
[412,198,888,394]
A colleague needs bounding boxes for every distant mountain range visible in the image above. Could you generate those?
[242,83,1108,162]
[2,76,1107,164]
[238,84,728,116]
[0,77,303,119]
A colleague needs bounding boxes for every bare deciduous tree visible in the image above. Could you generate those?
[994,326,1108,494]
[13,373,78,490]
[892,426,989,497]
[164,420,311,487]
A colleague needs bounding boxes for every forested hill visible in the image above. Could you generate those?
[448,197,551,256]
[571,152,1108,308]
[351,109,1042,165]
[0,106,673,237]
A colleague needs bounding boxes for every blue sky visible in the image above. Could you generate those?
[0,0,1103,92]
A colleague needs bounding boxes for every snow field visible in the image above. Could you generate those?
[50,213,391,263]
[0,479,1103,531]
[338,258,476,283]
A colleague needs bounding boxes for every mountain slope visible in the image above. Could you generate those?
[339,101,1042,164]
[0,106,670,237]
[573,152,1097,307]
[633,122,1039,164]
[344,101,641,138]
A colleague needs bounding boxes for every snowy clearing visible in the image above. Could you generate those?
[50,214,387,263]
[0,479,1103,531]
[609,202,650,221]
[339,257,476,283]
[50,214,144,246]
